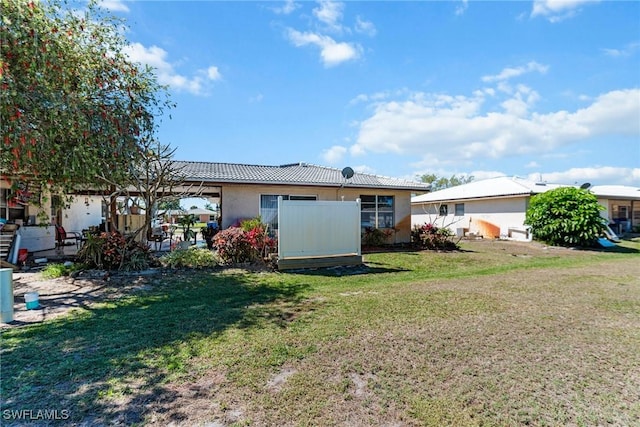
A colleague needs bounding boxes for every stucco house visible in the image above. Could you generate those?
[50,161,430,247]
[411,176,640,241]
[2,161,431,255]
[169,161,431,244]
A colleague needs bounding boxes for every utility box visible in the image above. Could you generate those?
[0,268,14,323]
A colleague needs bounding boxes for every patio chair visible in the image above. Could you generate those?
[54,224,83,249]
[149,226,167,251]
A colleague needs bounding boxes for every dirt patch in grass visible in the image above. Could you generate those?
[3,270,162,328]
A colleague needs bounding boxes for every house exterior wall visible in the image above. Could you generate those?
[61,196,104,233]
[412,196,531,240]
[220,183,414,243]
[598,197,639,233]
[0,179,58,252]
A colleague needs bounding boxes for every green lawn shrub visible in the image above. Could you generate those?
[525,187,606,247]
[411,223,459,250]
[159,247,219,269]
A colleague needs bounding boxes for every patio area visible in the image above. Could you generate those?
[25,236,187,265]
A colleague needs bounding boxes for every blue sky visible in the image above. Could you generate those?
[104,0,639,187]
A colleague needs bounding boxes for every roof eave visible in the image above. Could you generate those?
[412,192,534,203]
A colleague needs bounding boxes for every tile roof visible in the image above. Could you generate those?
[176,161,432,191]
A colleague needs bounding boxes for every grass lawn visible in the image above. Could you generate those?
[1,239,639,426]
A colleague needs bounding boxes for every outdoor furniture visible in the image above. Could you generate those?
[150,226,168,251]
[54,224,83,249]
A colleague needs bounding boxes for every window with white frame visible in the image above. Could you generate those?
[360,195,394,229]
[260,194,317,234]
[455,203,464,216]
[439,204,448,216]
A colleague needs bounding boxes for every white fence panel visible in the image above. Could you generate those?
[278,198,361,259]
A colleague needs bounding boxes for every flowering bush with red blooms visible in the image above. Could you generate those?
[245,225,277,254]
[213,227,253,264]
[411,223,459,251]
[213,225,277,264]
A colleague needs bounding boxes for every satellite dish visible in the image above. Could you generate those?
[580,182,591,190]
[341,166,354,180]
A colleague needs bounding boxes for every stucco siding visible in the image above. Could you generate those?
[61,196,104,232]
[412,196,530,239]
[221,184,414,243]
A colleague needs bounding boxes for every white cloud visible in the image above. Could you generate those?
[349,90,394,105]
[352,87,640,167]
[286,29,361,67]
[531,0,598,22]
[322,145,348,164]
[355,16,376,36]
[354,164,376,174]
[525,161,540,168]
[602,41,640,58]
[500,85,540,116]
[249,94,264,103]
[482,61,549,83]
[455,0,468,16]
[526,167,640,186]
[313,0,345,32]
[99,0,129,13]
[123,43,221,96]
[207,66,222,81]
[281,1,374,67]
[271,0,300,15]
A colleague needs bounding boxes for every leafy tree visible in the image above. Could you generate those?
[1,0,172,199]
[419,173,474,191]
[525,187,606,247]
[158,199,182,211]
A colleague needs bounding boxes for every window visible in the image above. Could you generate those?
[360,195,395,229]
[260,194,317,234]
[455,203,464,216]
[0,188,27,223]
[439,204,448,216]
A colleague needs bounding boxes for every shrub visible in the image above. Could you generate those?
[76,232,153,271]
[240,217,263,232]
[362,227,393,247]
[159,248,219,269]
[177,214,198,244]
[41,262,85,279]
[245,224,276,256]
[213,227,255,264]
[41,263,70,279]
[213,222,276,264]
[411,223,459,251]
[525,187,606,247]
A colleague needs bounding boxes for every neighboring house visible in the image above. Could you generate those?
[411,176,640,240]
[156,209,187,224]
[172,161,431,244]
[590,185,640,235]
[186,208,217,224]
